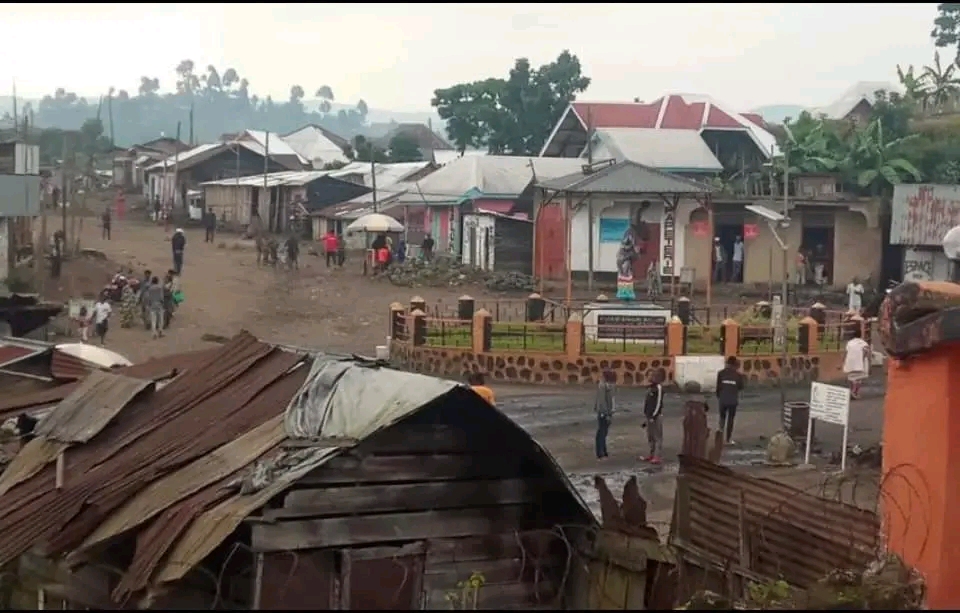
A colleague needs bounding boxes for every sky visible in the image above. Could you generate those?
[2,3,943,112]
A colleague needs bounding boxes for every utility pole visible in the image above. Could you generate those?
[370,157,378,213]
[11,80,17,140]
[61,134,69,239]
[189,103,194,146]
[172,122,181,214]
[586,107,595,292]
[263,131,270,229]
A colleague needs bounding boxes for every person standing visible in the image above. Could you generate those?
[467,372,496,406]
[336,233,346,267]
[286,235,300,271]
[843,327,871,399]
[594,370,616,459]
[795,249,808,286]
[713,238,726,283]
[101,208,112,240]
[846,276,864,313]
[642,369,666,464]
[143,276,165,339]
[731,236,744,283]
[171,228,186,274]
[323,230,339,267]
[421,234,435,262]
[203,210,217,243]
[715,357,746,445]
[92,293,112,345]
[75,306,91,343]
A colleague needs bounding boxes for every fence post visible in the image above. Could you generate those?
[410,309,427,346]
[667,316,685,356]
[410,295,426,315]
[472,308,491,353]
[389,302,406,341]
[722,318,739,358]
[565,312,584,358]
[799,316,817,354]
[526,293,545,322]
[810,302,826,340]
[676,296,691,325]
[458,294,475,321]
[756,300,772,319]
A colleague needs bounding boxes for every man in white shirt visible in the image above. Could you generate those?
[713,238,726,283]
[846,277,864,313]
[731,236,744,283]
[92,294,113,345]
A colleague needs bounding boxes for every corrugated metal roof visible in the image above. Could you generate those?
[281,125,350,168]
[674,455,880,588]
[237,129,308,165]
[34,370,153,444]
[537,159,714,195]
[814,81,898,120]
[0,344,39,367]
[589,128,724,173]
[144,143,222,172]
[890,183,960,246]
[0,332,596,603]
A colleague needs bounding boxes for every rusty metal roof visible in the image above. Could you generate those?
[34,371,153,444]
[672,455,881,588]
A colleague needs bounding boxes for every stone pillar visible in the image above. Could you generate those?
[389,302,406,341]
[666,316,685,356]
[756,300,772,320]
[810,302,826,340]
[458,295,475,321]
[472,308,491,353]
[410,309,427,346]
[676,296,691,325]
[565,312,584,359]
[721,318,740,358]
[410,295,426,315]
[798,316,818,354]
[525,293,546,322]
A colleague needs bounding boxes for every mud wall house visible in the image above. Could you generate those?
[142,142,290,211]
[281,124,351,169]
[0,141,41,283]
[0,332,595,610]
[389,156,585,258]
[890,183,960,283]
[202,170,371,234]
[461,211,534,274]
[537,96,881,289]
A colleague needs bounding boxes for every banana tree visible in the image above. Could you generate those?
[776,114,846,175]
[923,51,960,111]
[896,64,931,112]
[844,118,922,200]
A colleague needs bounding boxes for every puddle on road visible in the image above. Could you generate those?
[566,448,769,521]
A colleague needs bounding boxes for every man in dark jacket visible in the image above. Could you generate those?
[172,229,186,274]
[203,210,217,243]
[715,357,745,445]
[642,368,666,464]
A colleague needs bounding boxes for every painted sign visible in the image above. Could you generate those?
[743,223,760,240]
[599,218,629,243]
[902,248,934,282]
[809,382,850,427]
[596,313,668,341]
[661,210,676,277]
[891,184,960,246]
[691,221,710,237]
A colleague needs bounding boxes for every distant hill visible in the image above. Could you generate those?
[752,104,808,125]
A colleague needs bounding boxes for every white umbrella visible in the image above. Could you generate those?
[346,213,404,234]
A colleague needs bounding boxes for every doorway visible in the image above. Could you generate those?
[801,224,834,286]
[251,188,260,219]
[714,223,743,282]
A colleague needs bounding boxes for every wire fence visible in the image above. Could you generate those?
[488,322,567,352]
[684,325,724,355]
[582,324,668,356]
[423,318,472,348]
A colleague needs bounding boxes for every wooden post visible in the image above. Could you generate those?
[564,193,573,306]
[252,552,264,609]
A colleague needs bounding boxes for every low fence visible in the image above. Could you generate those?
[390,298,864,387]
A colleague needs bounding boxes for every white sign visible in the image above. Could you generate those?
[805,382,851,472]
[809,382,850,426]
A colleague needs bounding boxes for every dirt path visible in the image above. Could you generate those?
[62,219,511,362]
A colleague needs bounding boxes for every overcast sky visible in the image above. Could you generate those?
[3,3,941,111]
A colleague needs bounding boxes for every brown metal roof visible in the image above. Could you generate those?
[34,371,153,444]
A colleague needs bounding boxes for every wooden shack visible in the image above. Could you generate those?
[250,385,594,610]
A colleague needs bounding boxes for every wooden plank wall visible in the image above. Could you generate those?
[251,420,583,610]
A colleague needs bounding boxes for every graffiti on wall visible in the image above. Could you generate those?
[891,184,960,246]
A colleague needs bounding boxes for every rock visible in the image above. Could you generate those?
[766,430,797,465]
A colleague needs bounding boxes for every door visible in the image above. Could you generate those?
[341,546,425,610]
[468,225,478,268]
[535,203,566,281]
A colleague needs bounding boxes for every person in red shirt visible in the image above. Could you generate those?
[323,231,339,267]
[376,246,390,273]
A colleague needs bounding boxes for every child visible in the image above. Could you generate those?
[467,372,496,406]
[642,368,666,464]
[75,306,91,343]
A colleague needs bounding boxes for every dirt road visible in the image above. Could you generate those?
[60,218,510,362]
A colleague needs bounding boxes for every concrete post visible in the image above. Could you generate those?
[389,302,406,341]
[410,309,427,346]
[667,316,685,356]
[472,308,492,353]
[565,312,584,358]
[721,318,740,358]
[525,293,546,322]
[810,302,826,341]
[458,295,475,321]
[799,316,818,354]
[676,296,691,325]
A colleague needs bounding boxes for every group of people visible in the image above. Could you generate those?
[593,358,747,464]
[712,236,745,283]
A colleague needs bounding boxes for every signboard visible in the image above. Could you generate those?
[771,295,784,350]
[891,184,960,246]
[691,221,710,237]
[743,223,760,240]
[661,210,676,278]
[805,381,851,471]
[599,218,629,244]
[596,313,668,341]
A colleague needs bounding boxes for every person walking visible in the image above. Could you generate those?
[843,326,871,399]
[421,234,435,262]
[171,228,186,274]
[594,370,616,459]
[323,230,339,267]
[642,369,666,464]
[92,293,112,345]
[101,208,112,240]
[731,236,744,283]
[143,276,165,339]
[715,356,746,445]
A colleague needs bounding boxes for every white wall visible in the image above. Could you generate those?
[903,247,951,282]
[462,214,496,270]
[569,197,700,274]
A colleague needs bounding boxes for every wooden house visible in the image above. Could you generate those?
[461,211,534,274]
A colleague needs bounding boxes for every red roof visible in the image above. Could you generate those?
[741,112,768,129]
[571,95,759,132]
[0,345,38,367]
